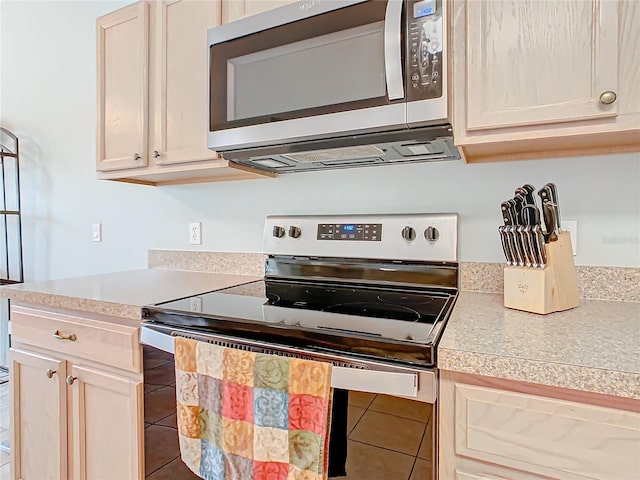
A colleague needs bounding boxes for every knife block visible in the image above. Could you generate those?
[503,231,579,314]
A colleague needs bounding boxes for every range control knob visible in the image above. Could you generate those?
[272,226,286,238]
[424,226,440,242]
[288,226,302,239]
[402,226,416,241]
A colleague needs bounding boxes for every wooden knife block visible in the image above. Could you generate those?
[503,231,579,314]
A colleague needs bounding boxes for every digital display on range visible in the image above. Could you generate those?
[317,223,382,241]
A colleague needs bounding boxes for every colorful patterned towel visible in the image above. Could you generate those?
[174,336,334,480]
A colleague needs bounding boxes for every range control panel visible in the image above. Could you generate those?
[317,223,382,241]
[263,214,458,262]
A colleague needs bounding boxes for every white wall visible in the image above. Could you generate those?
[1,1,639,282]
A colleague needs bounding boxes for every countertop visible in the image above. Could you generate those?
[0,269,261,320]
[438,291,640,399]
[3,270,639,400]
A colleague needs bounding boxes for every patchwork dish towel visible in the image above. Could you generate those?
[174,336,334,480]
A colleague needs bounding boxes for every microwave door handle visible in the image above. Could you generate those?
[384,0,405,100]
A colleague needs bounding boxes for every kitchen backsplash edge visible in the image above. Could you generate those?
[148,250,640,303]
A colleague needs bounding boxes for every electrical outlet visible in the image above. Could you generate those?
[189,297,203,312]
[562,220,578,255]
[92,223,102,242]
[189,222,201,245]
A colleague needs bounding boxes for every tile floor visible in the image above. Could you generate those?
[144,346,434,480]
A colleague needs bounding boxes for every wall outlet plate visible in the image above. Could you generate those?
[562,220,577,255]
[189,222,202,245]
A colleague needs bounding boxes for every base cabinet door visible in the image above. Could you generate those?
[10,348,67,480]
[69,364,144,480]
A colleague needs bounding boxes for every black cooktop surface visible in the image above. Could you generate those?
[142,280,457,367]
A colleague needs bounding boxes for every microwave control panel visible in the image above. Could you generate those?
[408,0,443,101]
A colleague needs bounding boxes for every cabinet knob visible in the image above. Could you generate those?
[66,375,77,386]
[599,91,617,105]
[133,153,142,161]
[46,369,57,379]
[152,150,160,158]
[53,330,77,341]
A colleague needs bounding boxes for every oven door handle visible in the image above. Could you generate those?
[384,0,405,100]
[140,324,429,401]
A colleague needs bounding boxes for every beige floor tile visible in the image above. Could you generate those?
[0,462,9,480]
[369,394,432,423]
[349,410,425,456]
[410,458,432,480]
[341,440,415,480]
[348,391,376,408]
[347,406,365,434]
[417,418,433,461]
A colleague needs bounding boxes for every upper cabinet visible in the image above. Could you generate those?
[452,0,640,162]
[222,0,297,24]
[96,1,274,185]
[97,3,149,172]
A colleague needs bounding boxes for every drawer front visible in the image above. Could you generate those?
[455,383,640,480]
[11,306,141,373]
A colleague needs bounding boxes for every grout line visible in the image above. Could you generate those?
[144,454,180,479]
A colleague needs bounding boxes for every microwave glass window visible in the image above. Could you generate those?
[227,22,385,122]
[209,0,392,131]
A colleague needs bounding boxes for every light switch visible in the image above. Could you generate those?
[92,223,102,242]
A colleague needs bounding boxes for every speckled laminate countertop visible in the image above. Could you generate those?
[438,291,640,399]
[0,269,261,320]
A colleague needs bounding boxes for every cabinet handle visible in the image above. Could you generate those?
[53,330,77,341]
[599,91,617,105]
[46,369,57,379]
[152,150,160,158]
[133,153,142,161]
[66,375,77,386]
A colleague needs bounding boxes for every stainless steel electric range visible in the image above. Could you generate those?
[141,213,458,479]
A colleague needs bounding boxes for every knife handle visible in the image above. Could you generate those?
[538,188,559,242]
[533,225,547,267]
[544,183,562,232]
[542,202,558,242]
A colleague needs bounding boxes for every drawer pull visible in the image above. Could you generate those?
[53,330,77,341]
[46,369,56,379]
[66,375,77,386]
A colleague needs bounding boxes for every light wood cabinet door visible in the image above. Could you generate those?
[222,0,297,24]
[69,364,144,480]
[440,371,640,480]
[10,348,67,480]
[151,0,221,165]
[96,2,149,171]
[464,0,618,131]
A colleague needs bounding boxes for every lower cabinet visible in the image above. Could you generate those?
[9,305,144,480]
[439,371,640,480]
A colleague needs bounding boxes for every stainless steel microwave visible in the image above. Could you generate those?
[207,0,459,173]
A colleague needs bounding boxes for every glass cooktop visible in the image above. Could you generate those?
[142,279,457,367]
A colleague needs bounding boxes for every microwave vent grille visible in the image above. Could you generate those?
[282,145,384,163]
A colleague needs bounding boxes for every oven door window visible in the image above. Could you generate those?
[210,1,403,131]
